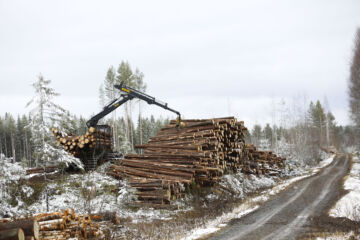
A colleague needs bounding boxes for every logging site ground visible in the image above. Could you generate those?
[1,145,360,239]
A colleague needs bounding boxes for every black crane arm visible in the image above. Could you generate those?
[86,94,134,127]
[114,83,181,119]
[86,81,181,127]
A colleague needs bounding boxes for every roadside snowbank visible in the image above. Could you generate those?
[329,153,360,221]
[316,231,359,240]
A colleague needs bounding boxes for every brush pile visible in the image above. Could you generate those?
[51,127,112,157]
[108,117,286,205]
[0,209,104,240]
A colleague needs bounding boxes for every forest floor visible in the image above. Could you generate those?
[205,154,360,240]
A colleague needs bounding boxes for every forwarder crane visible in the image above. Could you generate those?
[82,82,182,170]
[86,82,181,128]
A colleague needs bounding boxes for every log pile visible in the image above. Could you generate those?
[0,219,38,240]
[51,127,112,158]
[243,144,286,175]
[26,166,58,175]
[108,117,287,205]
[0,209,104,240]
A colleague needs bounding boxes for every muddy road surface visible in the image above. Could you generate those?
[207,154,351,240]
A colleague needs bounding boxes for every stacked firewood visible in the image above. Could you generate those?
[51,127,112,157]
[243,144,286,175]
[0,209,104,240]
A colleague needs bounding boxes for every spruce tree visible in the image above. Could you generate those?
[26,75,82,168]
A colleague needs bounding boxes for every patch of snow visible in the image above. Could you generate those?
[317,156,335,169]
[316,231,359,240]
[329,154,360,221]
[182,204,259,240]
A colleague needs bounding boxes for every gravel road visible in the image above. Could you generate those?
[207,154,350,240]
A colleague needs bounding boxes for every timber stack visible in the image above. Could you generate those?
[0,209,104,240]
[0,219,38,240]
[108,117,285,205]
[26,165,57,175]
[51,127,113,170]
[51,127,112,157]
[243,144,286,175]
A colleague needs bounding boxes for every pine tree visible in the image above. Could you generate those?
[349,28,360,145]
[115,61,146,151]
[4,113,16,162]
[263,123,273,147]
[308,100,326,146]
[251,124,262,146]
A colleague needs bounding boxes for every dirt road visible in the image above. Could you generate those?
[207,154,351,240]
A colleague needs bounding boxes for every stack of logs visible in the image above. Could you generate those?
[108,117,286,205]
[0,219,38,240]
[51,127,111,157]
[243,144,286,175]
[0,209,104,240]
[26,165,57,175]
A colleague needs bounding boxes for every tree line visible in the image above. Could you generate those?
[249,99,357,165]
[2,40,359,169]
[0,112,168,167]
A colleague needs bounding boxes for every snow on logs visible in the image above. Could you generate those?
[108,117,286,205]
[0,209,104,240]
[51,127,112,157]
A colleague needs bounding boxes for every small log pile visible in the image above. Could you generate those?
[243,144,286,175]
[51,127,112,157]
[0,209,104,240]
[26,166,58,175]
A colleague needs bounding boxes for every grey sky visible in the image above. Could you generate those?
[0,0,359,128]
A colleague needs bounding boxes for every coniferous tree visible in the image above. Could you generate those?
[251,124,262,146]
[308,100,326,147]
[115,61,146,151]
[26,75,82,168]
[27,75,83,211]
[263,123,273,147]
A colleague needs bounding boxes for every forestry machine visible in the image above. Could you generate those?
[83,81,182,170]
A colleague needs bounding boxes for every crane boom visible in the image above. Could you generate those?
[86,82,181,127]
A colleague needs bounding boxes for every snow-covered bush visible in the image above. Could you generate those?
[0,154,29,217]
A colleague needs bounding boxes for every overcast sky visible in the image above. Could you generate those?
[0,0,359,128]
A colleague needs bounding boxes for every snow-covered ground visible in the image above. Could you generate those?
[181,154,336,240]
[329,153,360,221]
[0,159,183,222]
[0,151,336,239]
[316,231,359,240]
